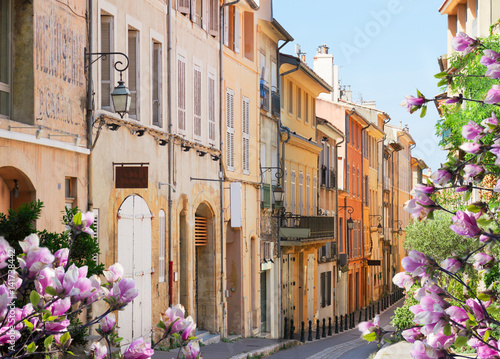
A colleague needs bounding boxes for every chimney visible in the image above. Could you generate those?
[300,54,306,62]
[313,44,339,102]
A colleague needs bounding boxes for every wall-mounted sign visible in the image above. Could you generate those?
[367,260,381,266]
[115,166,148,188]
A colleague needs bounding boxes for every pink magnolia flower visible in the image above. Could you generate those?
[100,313,116,333]
[472,253,494,270]
[460,142,481,154]
[402,327,421,343]
[463,164,484,183]
[104,263,124,284]
[401,95,425,114]
[393,272,414,290]
[451,32,476,54]
[402,250,428,276]
[71,211,95,235]
[480,50,500,66]
[450,211,481,237]
[485,63,500,79]
[89,342,108,359]
[427,332,455,349]
[19,234,40,253]
[54,248,69,268]
[462,121,485,141]
[87,275,103,304]
[0,237,12,269]
[440,258,462,273]
[182,341,201,359]
[445,306,468,323]
[19,246,55,278]
[420,294,446,313]
[161,304,187,333]
[412,184,435,195]
[455,185,470,192]
[484,85,500,105]
[0,327,21,344]
[466,298,487,321]
[358,320,375,335]
[108,278,139,307]
[430,170,452,187]
[410,340,445,359]
[124,337,154,359]
[477,340,499,359]
[35,267,55,296]
[181,317,197,341]
[481,112,498,132]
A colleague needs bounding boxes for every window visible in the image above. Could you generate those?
[224,6,240,52]
[128,29,139,120]
[320,271,332,308]
[291,170,296,213]
[242,96,250,173]
[193,65,202,140]
[299,171,303,215]
[194,0,202,27]
[159,210,166,282]
[288,80,293,114]
[152,42,162,127]
[208,0,218,36]
[0,0,9,117]
[100,15,113,111]
[357,169,360,198]
[226,89,235,170]
[313,174,317,214]
[297,88,302,119]
[306,173,311,215]
[346,115,350,143]
[346,164,350,194]
[65,177,76,209]
[305,94,309,123]
[243,11,254,61]
[339,220,344,253]
[208,74,216,143]
[177,55,186,133]
[178,0,190,14]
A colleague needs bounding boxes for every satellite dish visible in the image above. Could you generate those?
[295,44,301,56]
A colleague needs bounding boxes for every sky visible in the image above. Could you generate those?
[272,0,449,173]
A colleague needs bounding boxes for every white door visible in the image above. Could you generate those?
[118,195,152,345]
[307,254,315,320]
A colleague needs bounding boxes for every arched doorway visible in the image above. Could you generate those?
[194,203,215,332]
[0,166,36,214]
[117,195,152,345]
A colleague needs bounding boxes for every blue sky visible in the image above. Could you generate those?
[273,0,448,172]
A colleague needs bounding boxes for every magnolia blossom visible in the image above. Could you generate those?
[481,112,498,132]
[181,316,197,341]
[161,304,187,333]
[402,327,422,343]
[100,313,116,333]
[466,298,488,321]
[410,340,444,359]
[427,332,455,350]
[463,164,484,183]
[430,170,452,187]
[451,32,476,54]
[445,306,468,323]
[486,63,500,79]
[89,342,108,359]
[477,340,499,359]
[123,337,154,359]
[71,211,95,235]
[108,278,139,307]
[0,327,21,345]
[462,121,485,142]
[440,258,462,273]
[393,272,414,290]
[480,49,500,66]
[450,211,481,237]
[182,341,201,359]
[472,253,494,270]
[54,248,69,268]
[104,263,124,284]
[401,95,426,113]
[0,237,12,269]
[484,85,500,105]
[412,184,435,195]
[402,250,428,276]
[460,142,481,154]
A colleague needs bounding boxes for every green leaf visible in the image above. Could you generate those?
[66,351,75,356]
[420,105,427,118]
[43,312,50,321]
[467,204,481,213]
[477,293,491,301]
[463,190,472,202]
[363,332,377,342]
[477,218,493,227]
[30,290,41,307]
[45,286,57,296]
[454,336,467,348]
[60,332,71,346]
[416,88,424,98]
[437,78,448,87]
[24,319,34,331]
[426,211,435,220]
[435,71,448,79]
[27,342,37,354]
[156,321,166,330]
[44,335,54,349]
[487,306,500,317]
[73,211,82,226]
[443,323,451,336]
[484,329,491,342]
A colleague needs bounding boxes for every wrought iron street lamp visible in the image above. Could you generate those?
[339,205,355,230]
[394,220,403,235]
[85,48,131,118]
[369,214,383,234]
[272,185,285,205]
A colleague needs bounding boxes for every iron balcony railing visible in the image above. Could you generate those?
[271,90,280,117]
[280,214,335,240]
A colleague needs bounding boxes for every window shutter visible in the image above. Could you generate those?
[191,0,197,23]
[209,0,218,36]
[195,215,208,246]
[93,208,99,263]
[242,97,250,173]
[128,30,139,119]
[177,56,186,133]
[313,175,317,213]
[234,7,240,53]
[327,271,332,306]
[159,210,166,282]
[223,6,229,46]
[193,66,202,139]
[152,43,161,127]
[178,0,190,14]
[208,75,216,143]
[297,88,301,119]
[306,173,310,215]
[291,170,296,213]
[288,80,293,113]
[226,89,235,170]
[299,172,303,215]
[100,17,112,109]
[320,272,326,308]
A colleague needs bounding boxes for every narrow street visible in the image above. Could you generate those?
[266,299,402,359]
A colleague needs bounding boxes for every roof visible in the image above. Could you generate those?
[279,53,332,93]
[272,19,294,42]
[439,0,467,15]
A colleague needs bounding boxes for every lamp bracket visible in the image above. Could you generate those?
[85,48,129,81]
[260,166,284,179]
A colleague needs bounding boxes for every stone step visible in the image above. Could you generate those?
[195,330,221,346]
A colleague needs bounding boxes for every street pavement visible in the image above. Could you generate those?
[152,299,403,359]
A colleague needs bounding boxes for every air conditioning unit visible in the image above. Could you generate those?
[338,253,348,267]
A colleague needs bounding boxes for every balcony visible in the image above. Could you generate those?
[260,83,270,112]
[271,90,280,117]
[279,214,335,246]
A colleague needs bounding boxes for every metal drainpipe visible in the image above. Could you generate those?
[219,0,240,337]
[86,0,94,214]
[167,0,174,307]
[360,123,372,306]
[334,133,344,311]
[344,109,355,259]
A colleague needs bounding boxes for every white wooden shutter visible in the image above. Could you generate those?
[234,7,240,53]
[178,0,190,14]
[191,0,197,24]
[152,43,162,127]
[209,0,218,36]
[242,97,250,174]
[100,16,113,110]
[177,55,186,133]
[208,74,216,143]
[306,173,310,215]
[193,65,202,140]
[223,6,229,46]
[93,208,99,263]
[299,171,303,215]
[226,89,235,170]
[128,30,139,120]
[159,210,166,282]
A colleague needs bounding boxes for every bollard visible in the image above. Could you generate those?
[335,316,339,333]
[284,317,288,339]
[316,319,320,340]
[372,304,375,318]
[339,315,343,332]
[322,318,326,337]
[290,319,294,340]
[344,313,348,329]
[377,301,380,314]
[308,320,313,341]
[358,310,362,324]
[351,313,354,328]
[364,307,368,321]
[328,317,332,336]
[300,321,305,343]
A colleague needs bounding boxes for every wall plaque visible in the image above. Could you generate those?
[115,166,148,189]
[367,260,381,266]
